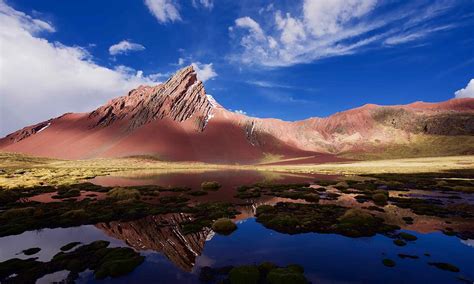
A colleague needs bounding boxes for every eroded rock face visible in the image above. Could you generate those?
[89,66,215,132]
[371,107,474,135]
[96,213,211,272]
[1,119,53,143]
[238,100,474,154]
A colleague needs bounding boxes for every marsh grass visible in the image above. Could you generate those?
[0,240,144,282]
[199,262,308,284]
[255,203,399,237]
[212,218,237,235]
[428,262,460,272]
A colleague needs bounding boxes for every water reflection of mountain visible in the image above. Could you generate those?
[95,198,285,272]
[96,213,213,272]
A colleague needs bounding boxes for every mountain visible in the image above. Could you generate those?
[1,66,473,163]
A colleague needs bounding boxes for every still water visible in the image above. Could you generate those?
[1,220,473,283]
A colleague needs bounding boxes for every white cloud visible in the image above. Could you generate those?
[235,17,265,39]
[191,62,217,82]
[259,4,274,15]
[0,1,160,136]
[144,0,181,23]
[455,79,474,98]
[231,17,282,65]
[234,109,247,115]
[303,0,377,36]
[230,0,459,67]
[178,57,185,65]
[192,0,214,10]
[109,40,145,55]
[148,71,173,81]
[275,11,306,45]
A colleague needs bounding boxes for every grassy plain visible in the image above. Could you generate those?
[259,155,474,175]
[0,152,473,189]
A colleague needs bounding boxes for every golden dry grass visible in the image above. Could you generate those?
[0,152,473,188]
[257,155,474,175]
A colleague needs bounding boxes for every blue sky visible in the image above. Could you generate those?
[0,0,473,135]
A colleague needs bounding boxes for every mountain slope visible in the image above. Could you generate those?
[1,66,473,163]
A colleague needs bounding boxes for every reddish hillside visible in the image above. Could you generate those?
[1,66,473,163]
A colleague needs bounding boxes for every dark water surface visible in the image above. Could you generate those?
[1,220,473,283]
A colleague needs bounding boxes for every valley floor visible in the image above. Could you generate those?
[0,152,473,188]
[258,155,474,175]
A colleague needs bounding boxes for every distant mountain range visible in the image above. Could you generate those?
[1,66,473,164]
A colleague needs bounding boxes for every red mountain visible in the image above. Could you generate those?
[1,66,473,163]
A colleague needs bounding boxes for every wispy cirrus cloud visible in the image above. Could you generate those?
[144,0,214,24]
[246,80,317,92]
[384,24,457,45]
[261,92,311,104]
[144,0,181,23]
[229,0,462,67]
[192,0,214,10]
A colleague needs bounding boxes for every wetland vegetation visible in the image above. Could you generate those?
[0,153,473,282]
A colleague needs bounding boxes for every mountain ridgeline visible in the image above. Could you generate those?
[1,66,473,163]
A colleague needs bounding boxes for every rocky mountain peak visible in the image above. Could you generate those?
[89,65,217,132]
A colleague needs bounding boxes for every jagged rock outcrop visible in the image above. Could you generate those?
[96,213,212,272]
[1,65,473,162]
[89,66,215,132]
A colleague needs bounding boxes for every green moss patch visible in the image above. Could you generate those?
[267,267,308,284]
[21,247,41,256]
[60,242,81,252]
[399,232,418,241]
[398,254,419,259]
[212,218,237,235]
[229,265,260,284]
[234,187,261,199]
[201,181,221,191]
[52,188,81,199]
[255,203,398,237]
[107,188,141,200]
[428,262,460,272]
[181,202,239,235]
[0,241,144,282]
[402,216,414,224]
[0,190,190,237]
[187,190,208,196]
[199,262,308,284]
[372,192,388,206]
[382,258,396,267]
[393,239,406,246]
[159,195,189,204]
[235,183,319,202]
[389,197,444,216]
